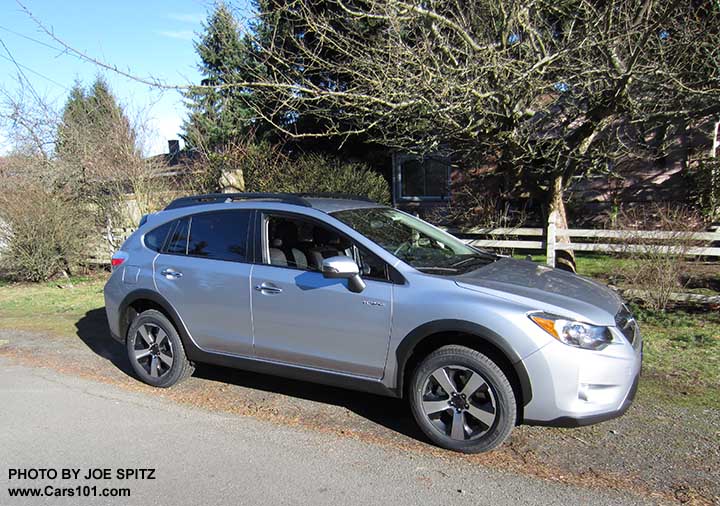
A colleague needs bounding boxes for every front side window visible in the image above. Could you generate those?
[263,214,390,281]
[332,208,497,276]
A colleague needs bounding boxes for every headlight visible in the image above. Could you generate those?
[529,313,612,350]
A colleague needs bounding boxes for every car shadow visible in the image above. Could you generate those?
[74,308,426,443]
[75,308,134,376]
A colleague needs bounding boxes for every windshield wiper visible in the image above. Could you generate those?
[451,253,497,268]
[415,266,459,272]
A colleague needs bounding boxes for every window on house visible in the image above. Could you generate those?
[397,156,450,199]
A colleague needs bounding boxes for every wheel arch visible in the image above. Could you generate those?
[395,320,533,419]
[118,289,193,352]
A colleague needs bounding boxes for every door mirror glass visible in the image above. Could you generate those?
[321,256,366,293]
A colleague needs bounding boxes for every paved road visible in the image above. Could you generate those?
[0,358,658,506]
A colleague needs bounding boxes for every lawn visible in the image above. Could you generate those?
[0,275,105,337]
[0,260,718,409]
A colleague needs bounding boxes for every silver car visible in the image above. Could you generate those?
[104,193,642,453]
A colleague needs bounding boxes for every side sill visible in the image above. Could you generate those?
[186,345,400,399]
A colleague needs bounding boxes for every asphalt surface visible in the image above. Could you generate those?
[0,358,661,506]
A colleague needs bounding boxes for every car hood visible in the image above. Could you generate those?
[454,258,623,326]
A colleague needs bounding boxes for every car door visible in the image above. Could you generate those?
[250,212,393,379]
[153,209,254,356]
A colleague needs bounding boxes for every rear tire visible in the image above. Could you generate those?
[126,309,194,388]
[409,345,516,453]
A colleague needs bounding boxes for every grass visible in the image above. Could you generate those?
[632,305,720,409]
[514,253,636,280]
[0,276,105,336]
[0,259,718,409]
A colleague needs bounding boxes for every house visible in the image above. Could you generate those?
[151,132,717,228]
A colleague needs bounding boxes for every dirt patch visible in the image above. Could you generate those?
[1,326,718,505]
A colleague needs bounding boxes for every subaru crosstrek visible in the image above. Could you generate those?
[104,193,642,453]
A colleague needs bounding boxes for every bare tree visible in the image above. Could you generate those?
[230,0,720,270]
[14,0,720,270]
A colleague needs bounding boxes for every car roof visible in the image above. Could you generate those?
[302,197,383,213]
[163,193,385,215]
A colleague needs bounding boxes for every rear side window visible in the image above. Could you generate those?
[165,217,190,255]
[144,221,174,252]
[186,210,252,262]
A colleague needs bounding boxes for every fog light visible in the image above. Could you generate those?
[578,383,589,401]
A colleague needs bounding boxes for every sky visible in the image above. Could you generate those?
[0,0,250,156]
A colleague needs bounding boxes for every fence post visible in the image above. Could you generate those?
[546,210,557,267]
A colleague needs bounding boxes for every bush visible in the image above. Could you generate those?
[194,138,391,204]
[612,204,706,311]
[0,185,92,281]
[277,153,390,204]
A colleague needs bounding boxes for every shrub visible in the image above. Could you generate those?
[194,138,391,204]
[612,204,706,311]
[0,185,92,281]
[277,153,390,204]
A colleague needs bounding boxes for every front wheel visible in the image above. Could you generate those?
[409,345,516,453]
[126,309,194,388]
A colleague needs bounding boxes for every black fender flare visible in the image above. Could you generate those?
[117,289,194,354]
[394,319,532,406]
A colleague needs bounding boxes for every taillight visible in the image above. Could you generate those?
[111,251,128,269]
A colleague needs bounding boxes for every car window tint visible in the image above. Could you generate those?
[357,246,388,281]
[144,221,174,252]
[165,217,189,255]
[187,211,251,262]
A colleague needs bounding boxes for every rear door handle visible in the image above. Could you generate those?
[160,268,183,279]
[255,282,282,294]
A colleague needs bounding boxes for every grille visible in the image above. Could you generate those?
[615,305,637,345]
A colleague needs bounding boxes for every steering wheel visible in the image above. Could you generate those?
[393,241,412,256]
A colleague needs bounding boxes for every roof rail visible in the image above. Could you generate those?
[164,193,312,210]
[290,192,375,203]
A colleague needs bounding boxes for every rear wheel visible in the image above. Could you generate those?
[409,345,516,453]
[126,309,194,388]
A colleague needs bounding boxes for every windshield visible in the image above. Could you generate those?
[332,208,497,275]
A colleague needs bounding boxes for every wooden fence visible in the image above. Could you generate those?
[454,218,720,267]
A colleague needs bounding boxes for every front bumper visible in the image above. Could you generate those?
[521,326,643,427]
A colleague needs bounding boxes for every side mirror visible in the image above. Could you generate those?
[321,256,366,293]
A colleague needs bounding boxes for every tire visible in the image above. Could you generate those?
[408,345,516,453]
[126,309,194,388]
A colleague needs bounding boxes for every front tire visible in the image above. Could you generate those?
[126,309,194,388]
[409,345,516,453]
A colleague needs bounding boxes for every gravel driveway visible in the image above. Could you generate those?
[0,358,661,506]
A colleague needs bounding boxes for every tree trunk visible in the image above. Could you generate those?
[219,168,246,193]
[549,174,576,272]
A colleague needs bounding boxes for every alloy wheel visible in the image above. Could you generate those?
[421,365,497,441]
[132,323,174,379]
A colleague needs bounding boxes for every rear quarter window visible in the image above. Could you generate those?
[165,217,190,255]
[143,221,175,252]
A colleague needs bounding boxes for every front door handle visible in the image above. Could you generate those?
[160,268,183,279]
[255,282,282,294]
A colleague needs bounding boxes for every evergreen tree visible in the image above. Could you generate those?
[56,76,138,194]
[182,2,254,149]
